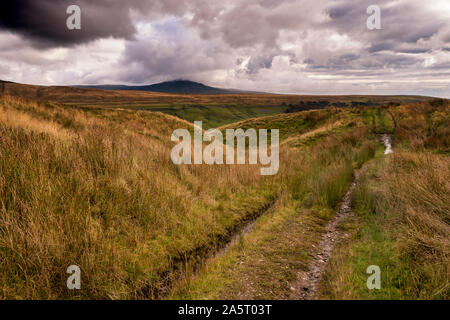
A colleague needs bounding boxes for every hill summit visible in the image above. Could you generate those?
[76,80,241,94]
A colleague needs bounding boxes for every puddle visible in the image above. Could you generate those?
[382,134,393,155]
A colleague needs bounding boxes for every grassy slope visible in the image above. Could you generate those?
[0,95,279,299]
[171,101,449,300]
[320,100,449,299]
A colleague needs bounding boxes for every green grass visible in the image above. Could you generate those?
[82,103,289,129]
[362,108,395,134]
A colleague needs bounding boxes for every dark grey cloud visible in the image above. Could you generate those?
[0,1,130,47]
[0,0,189,47]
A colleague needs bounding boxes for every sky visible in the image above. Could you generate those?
[0,0,449,97]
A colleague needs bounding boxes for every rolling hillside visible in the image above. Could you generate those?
[0,80,433,128]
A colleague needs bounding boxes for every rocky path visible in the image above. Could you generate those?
[290,167,366,299]
[291,134,394,299]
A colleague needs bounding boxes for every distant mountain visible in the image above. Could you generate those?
[76,80,255,94]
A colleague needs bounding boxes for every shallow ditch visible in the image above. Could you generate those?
[291,135,394,299]
[142,196,278,299]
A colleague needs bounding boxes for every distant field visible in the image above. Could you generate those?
[1,80,433,128]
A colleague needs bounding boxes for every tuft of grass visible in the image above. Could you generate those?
[391,100,450,153]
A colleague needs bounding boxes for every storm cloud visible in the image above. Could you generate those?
[0,0,192,47]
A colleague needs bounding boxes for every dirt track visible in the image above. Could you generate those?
[291,135,393,299]
[290,167,366,299]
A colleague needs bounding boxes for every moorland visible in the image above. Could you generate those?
[0,80,448,299]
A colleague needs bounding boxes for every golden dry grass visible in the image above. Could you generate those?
[0,94,277,299]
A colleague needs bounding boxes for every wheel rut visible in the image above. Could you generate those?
[290,167,366,299]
